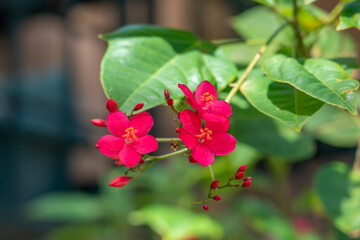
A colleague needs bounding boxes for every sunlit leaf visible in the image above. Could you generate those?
[337,1,360,31]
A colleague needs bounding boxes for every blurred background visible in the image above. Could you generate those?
[0,0,359,239]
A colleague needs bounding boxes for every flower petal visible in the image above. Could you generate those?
[206,132,236,155]
[133,135,158,154]
[207,100,232,117]
[130,112,154,137]
[178,83,199,110]
[200,111,228,123]
[179,128,199,149]
[120,145,141,167]
[205,117,229,133]
[191,144,215,166]
[179,109,202,135]
[106,111,129,137]
[109,176,132,187]
[97,135,125,159]
[195,81,217,106]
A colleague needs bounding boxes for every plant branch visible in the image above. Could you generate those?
[208,165,215,181]
[224,20,290,104]
[156,137,181,142]
[292,0,307,58]
[144,148,188,162]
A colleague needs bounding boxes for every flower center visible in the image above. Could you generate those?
[200,92,214,105]
[122,127,138,143]
[196,128,213,143]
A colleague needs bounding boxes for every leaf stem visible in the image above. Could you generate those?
[291,0,307,58]
[156,137,181,142]
[208,165,215,181]
[144,148,188,162]
[224,20,290,104]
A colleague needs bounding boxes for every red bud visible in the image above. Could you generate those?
[109,176,132,187]
[203,205,209,211]
[210,180,219,189]
[115,160,123,165]
[167,98,174,106]
[176,128,180,133]
[213,195,221,201]
[164,89,170,99]
[242,180,252,188]
[235,172,244,180]
[106,99,118,112]
[95,144,99,148]
[91,118,106,127]
[244,177,253,181]
[134,102,144,111]
[139,159,145,164]
[237,164,247,172]
[189,156,197,163]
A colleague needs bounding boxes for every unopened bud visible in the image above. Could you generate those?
[235,172,244,180]
[106,99,118,112]
[164,89,170,99]
[189,156,197,163]
[115,160,122,165]
[242,180,252,188]
[244,177,253,181]
[95,144,99,148]
[133,102,144,111]
[203,205,209,211]
[176,127,180,133]
[210,180,219,189]
[109,176,132,187]
[139,159,145,164]
[237,164,247,172]
[213,195,221,201]
[91,118,106,127]
[167,98,174,106]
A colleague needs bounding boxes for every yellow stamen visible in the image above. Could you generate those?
[122,127,138,143]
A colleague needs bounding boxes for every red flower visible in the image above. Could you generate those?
[109,176,132,187]
[178,81,232,122]
[97,107,158,167]
[178,109,236,166]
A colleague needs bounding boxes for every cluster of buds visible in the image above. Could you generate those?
[164,89,174,107]
[196,164,253,211]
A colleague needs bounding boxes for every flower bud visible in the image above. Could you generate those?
[164,89,170,99]
[244,177,253,181]
[176,128,180,133]
[203,205,209,211]
[213,195,221,201]
[106,99,118,112]
[235,172,244,180]
[91,118,106,127]
[189,156,197,163]
[242,180,252,188]
[237,164,247,172]
[139,159,145,164]
[167,98,174,106]
[133,102,144,111]
[210,180,219,189]
[95,144,99,148]
[115,160,123,165]
[109,176,132,187]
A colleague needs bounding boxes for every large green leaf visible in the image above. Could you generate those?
[128,204,223,240]
[100,25,237,113]
[305,104,360,148]
[263,55,359,115]
[241,74,324,131]
[230,96,315,162]
[337,1,360,31]
[315,162,360,237]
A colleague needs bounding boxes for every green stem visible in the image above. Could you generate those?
[292,0,307,58]
[326,2,344,25]
[224,20,290,104]
[144,148,188,162]
[156,138,181,142]
[208,165,215,181]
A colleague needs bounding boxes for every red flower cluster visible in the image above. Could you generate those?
[95,99,158,168]
[177,81,236,166]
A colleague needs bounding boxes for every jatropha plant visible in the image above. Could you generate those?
[92,81,252,210]
[91,0,360,237]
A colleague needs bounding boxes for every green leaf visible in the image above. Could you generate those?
[230,96,316,162]
[305,104,360,147]
[25,192,103,222]
[241,73,324,131]
[100,25,237,113]
[315,162,360,237]
[128,204,223,240]
[337,1,360,31]
[263,55,359,115]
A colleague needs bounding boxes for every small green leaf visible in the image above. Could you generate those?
[337,1,360,31]
[101,26,237,113]
[305,104,360,147]
[263,55,359,115]
[241,73,324,131]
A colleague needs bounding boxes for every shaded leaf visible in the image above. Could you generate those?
[263,55,359,115]
[337,1,360,31]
